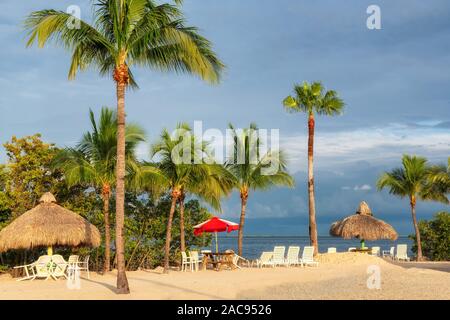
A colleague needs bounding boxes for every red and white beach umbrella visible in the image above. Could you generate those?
[193,216,239,252]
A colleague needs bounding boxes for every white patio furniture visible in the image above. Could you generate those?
[348,247,356,252]
[50,255,68,279]
[382,246,395,259]
[371,246,380,256]
[272,246,287,266]
[189,251,200,272]
[181,251,193,272]
[286,246,301,266]
[14,255,51,281]
[300,246,319,267]
[255,251,274,268]
[327,247,337,253]
[77,255,91,279]
[395,244,410,261]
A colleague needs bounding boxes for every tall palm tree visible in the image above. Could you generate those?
[226,124,294,256]
[283,82,344,255]
[25,0,224,293]
[148,124,232,272]
[377,155,449,260]
[53,107,145,272]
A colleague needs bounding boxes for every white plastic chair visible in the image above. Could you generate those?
[371,247,380,256]
[395,244,410,261]
[327,247,337,253]
[189,251,200,272]
[77,256,91,279]
[181,251,193,272]
[300,246,319,267]
[272,246,287,266]
[286,246,301,266]
[383,246,395,259]
[255,251,274,268]
[68,255,79,267]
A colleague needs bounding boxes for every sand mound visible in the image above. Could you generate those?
[317,252,385,265]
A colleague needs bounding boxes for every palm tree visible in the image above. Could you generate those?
[226,124,294,256]
[178,163,234,252]
[377,155,449,260]
[283,82,344,255]
[25,0,224,293]
[148,124,232,272]
[53,107,145,272]
[428,157,450,194]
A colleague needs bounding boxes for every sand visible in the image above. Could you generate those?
[0,253,448,300]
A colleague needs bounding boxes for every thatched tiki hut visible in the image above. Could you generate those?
[329,201,398,248]
[0,192,100,255]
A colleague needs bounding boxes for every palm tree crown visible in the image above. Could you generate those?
[377,155,448,204]
[25,0,224,86]
[283,81,344,116]
[377,154,449,260]
[226,123,294,256]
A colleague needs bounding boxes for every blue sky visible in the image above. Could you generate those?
[0,0,449,235]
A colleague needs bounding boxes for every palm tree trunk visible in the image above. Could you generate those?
[308,113,319,256]
[102,185,111,273]
[179,193,186,253]
[164,189,180,273]
[114,64,130,294]
[238,190,248,257]
[410,195,423,261]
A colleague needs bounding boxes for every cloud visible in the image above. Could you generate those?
[282,123,450,173]
[353,184,372,191]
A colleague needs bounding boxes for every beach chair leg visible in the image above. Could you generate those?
[87,269,90,279]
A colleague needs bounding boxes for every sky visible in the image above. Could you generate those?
[0,0,449,236]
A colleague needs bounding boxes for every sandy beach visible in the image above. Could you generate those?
[0,253,448,300]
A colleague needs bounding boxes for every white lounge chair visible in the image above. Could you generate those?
[232,253,250,268]
[286,246,301,266]
[371,246,380,256]
[327,247,337,253]
[300,246,319,267]
[348,247,356,252]
[395,244,410,261]
[14,255,56,281]
[382,246,395,259]
[50,255,68,279]
[272,246,287,266]
[189,251,200,272]
[255,251,274,268]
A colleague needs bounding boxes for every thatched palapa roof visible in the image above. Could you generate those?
[329,201,398,241]
[0,192,100,252]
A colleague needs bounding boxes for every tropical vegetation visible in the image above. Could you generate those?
[52,107,145,272]
[409,211,450,261]
[377,155,449,260]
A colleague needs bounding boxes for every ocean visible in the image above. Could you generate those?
[199,235,414,259]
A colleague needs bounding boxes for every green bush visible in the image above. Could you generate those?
[409,212,450,261]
